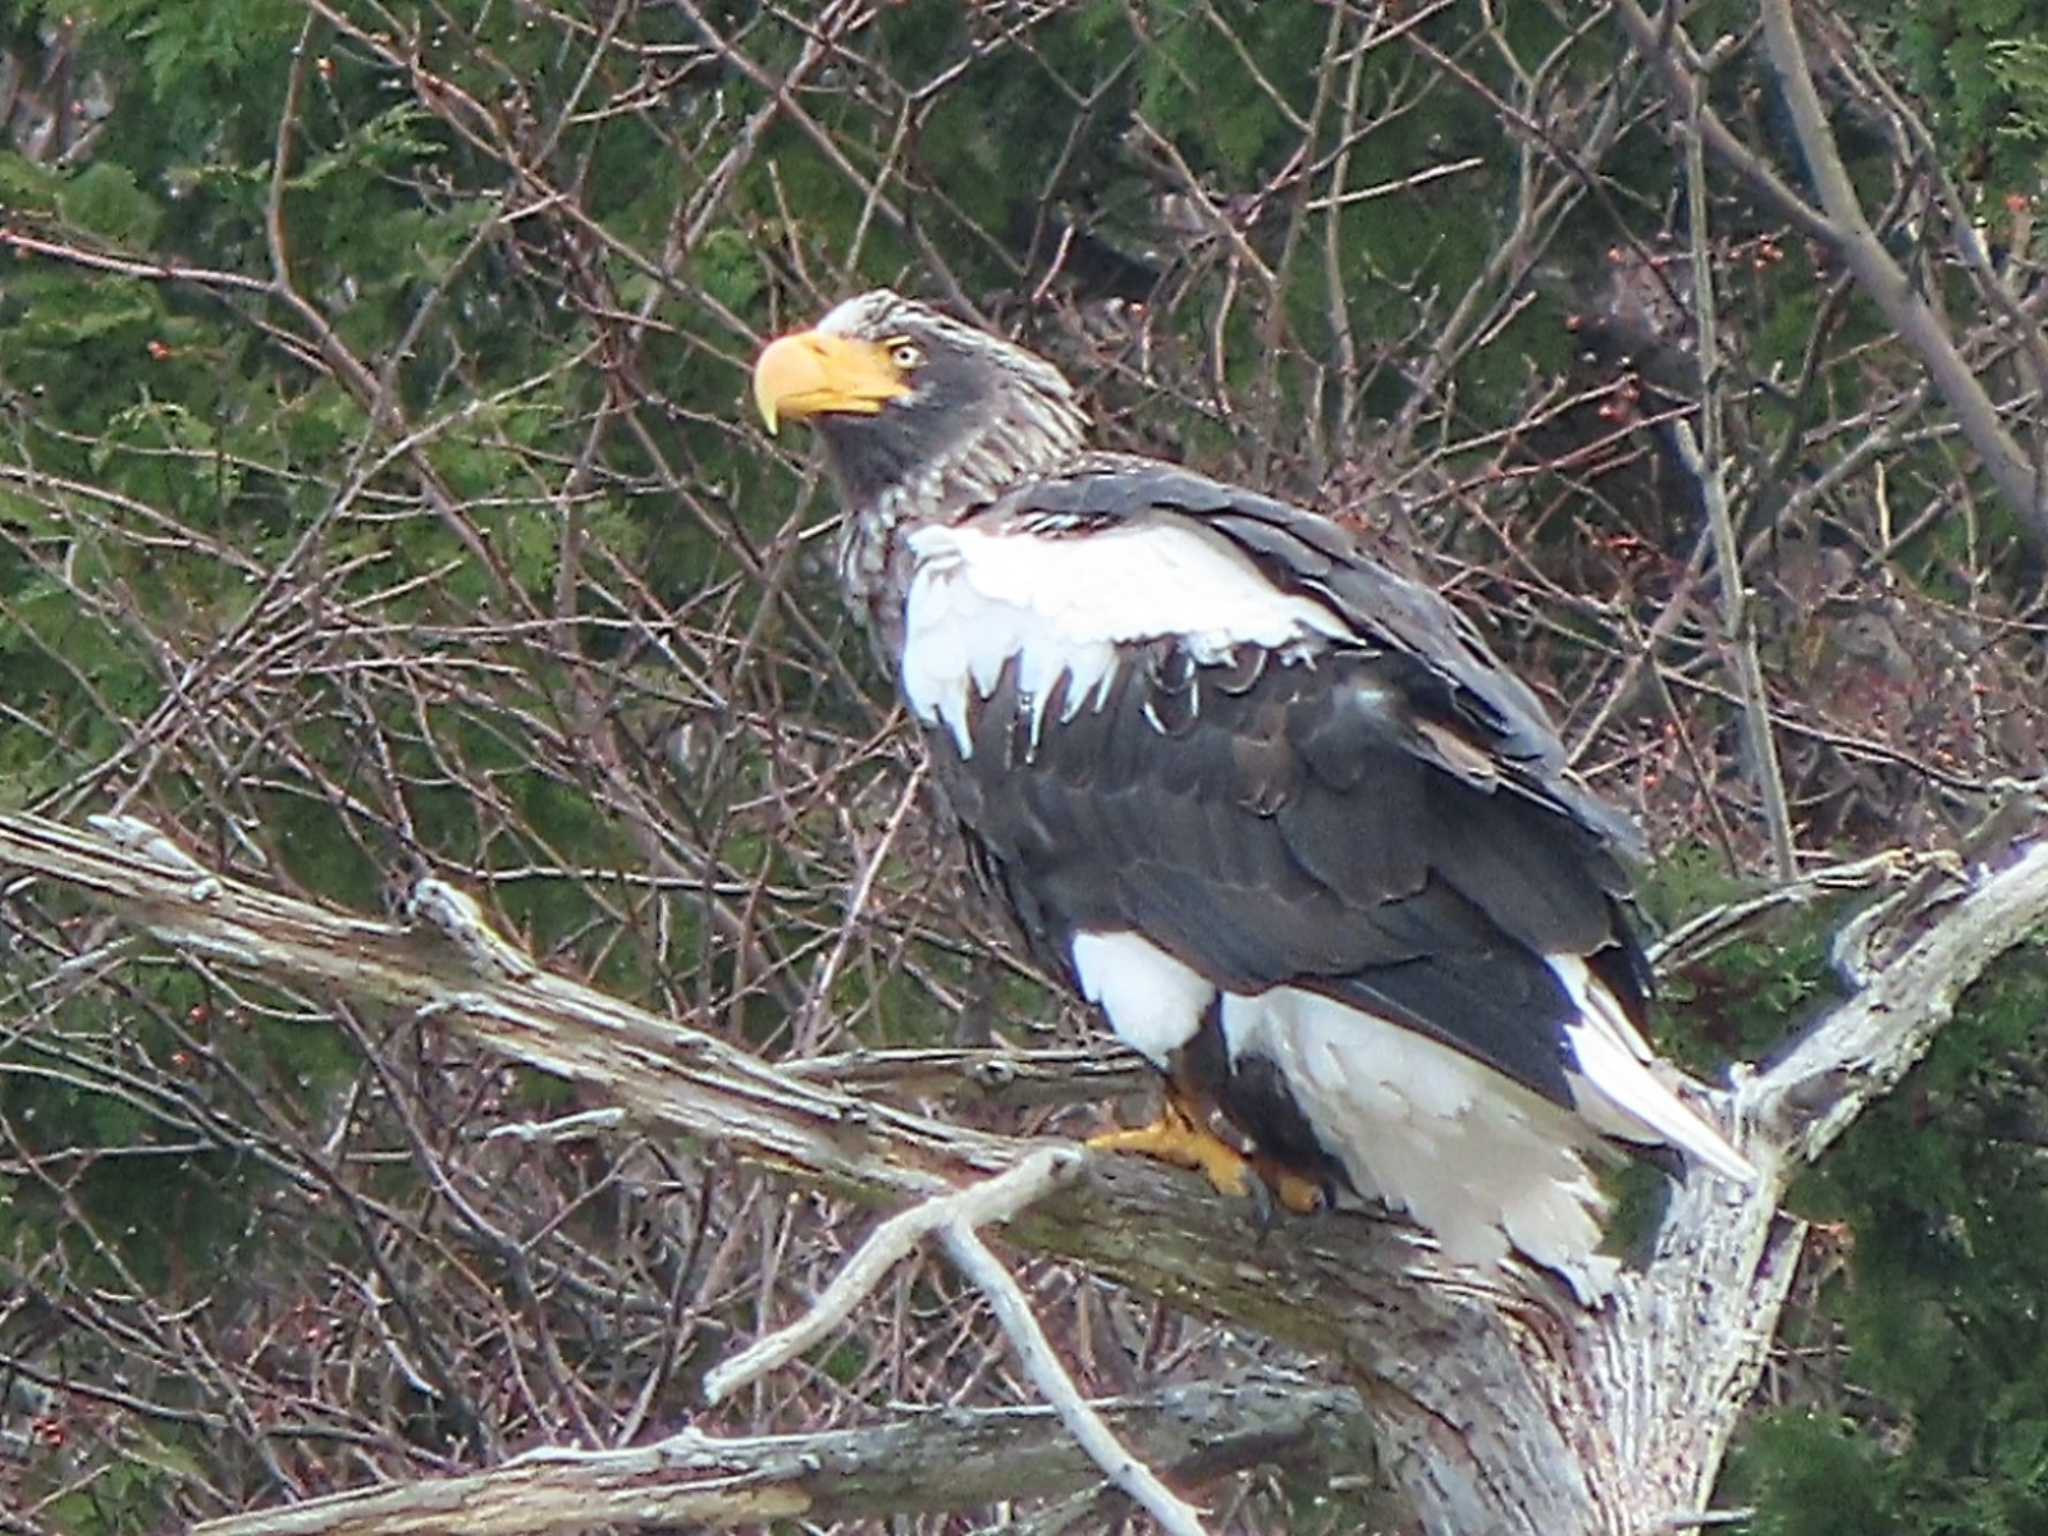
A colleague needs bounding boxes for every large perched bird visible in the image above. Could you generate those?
[753,290,1754,1300]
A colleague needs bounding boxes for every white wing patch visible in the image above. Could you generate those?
[901,519,1350,758]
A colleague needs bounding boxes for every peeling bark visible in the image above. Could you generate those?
[6,810,2047,1533]
[185,1373,1363,1536]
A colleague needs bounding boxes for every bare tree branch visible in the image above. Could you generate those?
[1753,826,2048,1161]
[1755,0,2042,542]
[943,1220,1214,1536]
[7,802,2048,1533]
[1677,79,1796,878]
[186,1374,1359,1536]
[1611,0,1834,241]
[1649,847,1920,972]
[703,1146,1085,1406]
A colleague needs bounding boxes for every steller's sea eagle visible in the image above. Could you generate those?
[753,290,1755,1301]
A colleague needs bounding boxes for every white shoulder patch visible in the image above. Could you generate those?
[901,519,1350,757]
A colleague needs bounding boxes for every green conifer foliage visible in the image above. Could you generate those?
[1,3,2044,1530]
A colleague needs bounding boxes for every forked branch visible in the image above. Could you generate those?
[6,807,2048,1535]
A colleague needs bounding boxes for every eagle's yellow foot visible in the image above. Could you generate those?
[1256,1161,1328,1217]
[1089,1100,1325,1216]
[1088,1100,1255,1199]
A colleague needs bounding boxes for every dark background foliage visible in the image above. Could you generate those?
[1,0,2045,1530]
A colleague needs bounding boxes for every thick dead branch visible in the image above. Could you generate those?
[2,813,1016,1206]
[1753,833,2048,1160]
[782,1044,1155,1109]
[187,1374,1358,1536]
[7,807,2048,1535]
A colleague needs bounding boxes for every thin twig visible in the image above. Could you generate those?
[702,1146,1085,1405]
[1678,86,1796,878]
[940,1221,1214,1536]
[798,760,928,1048]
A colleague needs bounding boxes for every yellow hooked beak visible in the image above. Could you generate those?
[752,330,912,433]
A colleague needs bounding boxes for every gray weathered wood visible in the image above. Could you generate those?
[187,1373,1362,1536]
[6,809,2047,1533]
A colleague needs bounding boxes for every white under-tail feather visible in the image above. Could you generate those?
[1222,985,1627,1302]
[1071,929,1754,1304]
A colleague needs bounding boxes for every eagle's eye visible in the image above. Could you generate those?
[887,339,925,371]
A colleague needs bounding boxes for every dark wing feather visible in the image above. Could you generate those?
[1012,461,1640,851]
[941,461,1650,1109]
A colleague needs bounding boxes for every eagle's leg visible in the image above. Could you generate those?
[1088,1085,1323,1215]
[1088,1089,1254,1197]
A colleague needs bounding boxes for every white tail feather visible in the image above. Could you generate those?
[1550,956,1757,1186]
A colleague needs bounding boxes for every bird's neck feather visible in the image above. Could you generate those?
[834,389,1088,623]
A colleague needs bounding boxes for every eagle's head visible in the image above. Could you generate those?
[752,291,1088,514]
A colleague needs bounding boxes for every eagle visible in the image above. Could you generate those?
[753,290,1755,1300]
